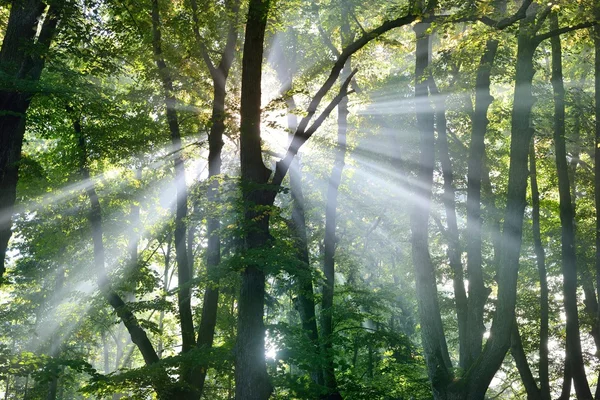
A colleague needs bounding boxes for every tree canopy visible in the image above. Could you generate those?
[1,0,600,399]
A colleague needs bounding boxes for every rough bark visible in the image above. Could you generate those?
[0,0,62,280]
[464,39,498,370]
[529,143,550,400]
[150,0,195,359]
[235,1,273,399]
[551,13,593,399]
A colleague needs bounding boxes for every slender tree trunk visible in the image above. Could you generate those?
[236,1,273,399]
[157,237,171,359]
[275,50,325,386]
[321,9,352,399]
[190,1,240,397]
[550,13,593,399]
[460,19,537,399]
[72,111,178,400]
[594,1,600,397]
[529,143,550,400]
[510,321,541,400]
[410,23,453,398]
[464,39,498,370]
[429,76,468,372]
[0,1,61,280]
[150,0,195,369]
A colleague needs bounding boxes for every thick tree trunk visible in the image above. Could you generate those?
[550,13,593,399]
[529,143,550,400]
[410,23,453,398]
[0,1,61,280]
[464,39,498,370]
[236,1,273,399]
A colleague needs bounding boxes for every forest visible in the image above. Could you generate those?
[1,0,600,399]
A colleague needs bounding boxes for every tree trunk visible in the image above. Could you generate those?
[236,0,273,399]
[595,1,600,398]
[0,0,61,280]
[510,321,541,400]
[458,20,537,399]
[72,111,179,399]
[150,0,195,360]
[275,45,324,385]
[410,23,453,398]
[429,76,468,372]
[190,1,240,397]
[529,143,550,400]
[464,39,498,370]
[550,13,593,399]
[321,9,352,399]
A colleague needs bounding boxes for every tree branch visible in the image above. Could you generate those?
[270,68,358,190]
[535,20,598,43]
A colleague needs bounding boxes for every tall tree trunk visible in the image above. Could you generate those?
[0,1,61,280]
[464,39,498,370]
[150,0,195,361]
[529,143,550,400]
[189,0,240,396]
[72,110,180,400]
[236,0,273,399]
[594,1,600,397]
[275,45,324,385]
[410,23,453,398]
[550,13,593,399]
[429,76,468,372]
[321,9,352,399]
[460,18,537,399]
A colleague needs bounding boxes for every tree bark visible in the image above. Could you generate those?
[550,12,593,399]
[150,0,195,362]
[236,0,273,399]
[0,0,62,281]
[529,143,550,400]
